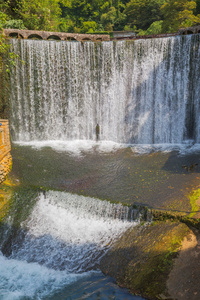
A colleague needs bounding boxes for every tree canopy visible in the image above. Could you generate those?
[0,0,200,35]
[161,0,200,33]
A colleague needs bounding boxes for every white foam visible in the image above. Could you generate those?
[130,143,200,155]
[13,140,124,156]
[1,191,137,298]
[10,192,137,273]
[0,251,85,299]
[14,140,200,156]
[24,192,136,243]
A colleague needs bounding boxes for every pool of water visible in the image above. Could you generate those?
[11,142,200,213]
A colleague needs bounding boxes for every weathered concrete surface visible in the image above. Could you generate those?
[111,32,178,41]
[0,119,12,183]
[3,26,200,43]
[2,28,110,42]
[112,30,136,39]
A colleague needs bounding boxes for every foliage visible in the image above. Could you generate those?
[161,0,200,33]
[138,20,163,35]
[124,0,165,31]
[13,0,62,31]
[81,21,97,33]
[3,19,26,29]
[0,0,200,37]
[196,0,200,14]
[101,6,117,31]
[0,12,9,29]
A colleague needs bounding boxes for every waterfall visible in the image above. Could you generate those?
[9,35,200,144]
[0,191,140,299]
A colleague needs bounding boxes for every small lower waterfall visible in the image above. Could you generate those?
[9,35,200,144]
[0,190,141,299]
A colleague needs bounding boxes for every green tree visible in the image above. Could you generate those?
[60,0,129,32]
[81,20,97,33]
[196,0,200,14]
[101,6,117,31]
[3,19,27,29]
[15,0,62,31]
[161,0,200,33]
[124,0,165,31]
[138,20,163,35]
[60,0,107,32]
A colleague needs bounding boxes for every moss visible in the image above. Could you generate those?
[100,220,190,300]
[188,188,200,218]
[126,223,189,299]
[153,210,200,230]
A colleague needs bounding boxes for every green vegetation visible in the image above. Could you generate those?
[161,0,200,33]
[0,0,200,35]
[189,188,200,218]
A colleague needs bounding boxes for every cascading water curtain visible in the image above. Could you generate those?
[9,35,200,144]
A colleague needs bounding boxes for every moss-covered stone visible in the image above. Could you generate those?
[100,220,190,300]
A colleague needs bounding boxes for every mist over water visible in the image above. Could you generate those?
[9,35,200,145]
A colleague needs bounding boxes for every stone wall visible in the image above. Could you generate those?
[2,29,110,42]
[0,119,12,183]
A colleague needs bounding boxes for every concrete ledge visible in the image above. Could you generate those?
[111,32,178,41]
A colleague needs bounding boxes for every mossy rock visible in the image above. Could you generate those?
[100,220,190,299]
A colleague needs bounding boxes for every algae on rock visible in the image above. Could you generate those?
[100,220,191,299]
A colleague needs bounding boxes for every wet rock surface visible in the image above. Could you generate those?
[167,229,200,300]
[100,221,191,300]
